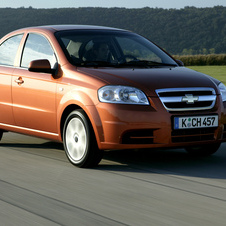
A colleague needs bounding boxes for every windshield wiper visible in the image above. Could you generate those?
[117,60,177,68]
[75,60,177,68]
[76,61,116,67]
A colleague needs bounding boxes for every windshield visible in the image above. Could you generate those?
[56,30,178,67]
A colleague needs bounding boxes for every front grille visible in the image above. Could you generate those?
[172,128,216,143]
[121,130,154,144]
[156,87,216,111]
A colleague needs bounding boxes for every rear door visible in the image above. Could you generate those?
[12,33,58,134]
[0,34,23,125]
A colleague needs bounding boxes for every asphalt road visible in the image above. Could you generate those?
[0,132,226,226]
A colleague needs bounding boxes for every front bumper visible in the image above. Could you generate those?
[93,98,226,150]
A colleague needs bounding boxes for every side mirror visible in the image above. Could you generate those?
[175,59,184,66]
[28,59,58,75]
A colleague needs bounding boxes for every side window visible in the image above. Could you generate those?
[0,34,23,66]
[21,33,57,68]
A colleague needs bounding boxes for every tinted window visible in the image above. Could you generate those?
[0,34,23,66]
[116,36,162,63]
[21,33,57,68]
[56,30,177,67]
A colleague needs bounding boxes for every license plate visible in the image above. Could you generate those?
[174,115,218,129]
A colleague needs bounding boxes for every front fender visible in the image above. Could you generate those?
[56,89,104,145]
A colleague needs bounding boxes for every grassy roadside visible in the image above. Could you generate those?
[187,66,226,85]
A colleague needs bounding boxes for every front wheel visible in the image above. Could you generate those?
[63,109,103,168]
[185,143,221,157]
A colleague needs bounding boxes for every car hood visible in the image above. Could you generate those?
[78,66,220,97]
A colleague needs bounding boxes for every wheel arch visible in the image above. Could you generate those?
[59,104,104,148]
[60,104,80,139]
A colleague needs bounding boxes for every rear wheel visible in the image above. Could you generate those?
[63,109,103,168]
[0,130,3,141]
[185,143,221,157]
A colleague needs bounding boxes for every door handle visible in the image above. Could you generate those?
[14,77,24,85]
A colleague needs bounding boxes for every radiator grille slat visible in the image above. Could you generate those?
[172,128,216,143]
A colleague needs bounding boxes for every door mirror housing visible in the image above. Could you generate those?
[175,59,184,66]
[28,59,58,76]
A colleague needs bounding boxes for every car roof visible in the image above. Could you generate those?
[44,24,124,31]
[1,25,130,42]
[17,25,126,33]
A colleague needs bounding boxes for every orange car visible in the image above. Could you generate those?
[0,25,225,167]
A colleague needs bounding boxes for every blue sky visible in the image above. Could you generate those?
[0,0,226,9]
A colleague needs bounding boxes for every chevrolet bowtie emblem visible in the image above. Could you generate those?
[182,94,199,104]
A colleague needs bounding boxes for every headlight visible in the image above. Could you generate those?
[98,85,149,105]
[218,82,226,102]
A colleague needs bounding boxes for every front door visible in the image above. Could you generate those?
[12,68,57,134]
[12,33,58,135]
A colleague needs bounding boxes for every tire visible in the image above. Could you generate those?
[185,143,221,157]
[0,130,3,141]
[63,109,103,168]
